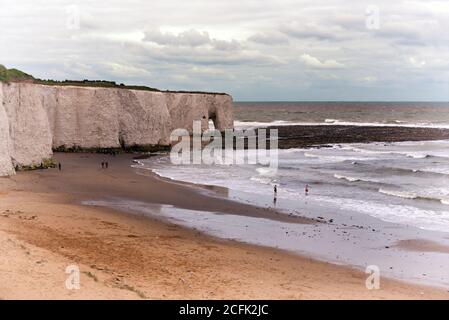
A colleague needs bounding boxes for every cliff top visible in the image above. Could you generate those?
[0,64,34,82]
[0,64,229,96]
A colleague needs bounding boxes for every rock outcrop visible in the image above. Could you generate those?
[0,81,233,176]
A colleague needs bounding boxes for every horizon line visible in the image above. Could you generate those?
[234,100,449,103]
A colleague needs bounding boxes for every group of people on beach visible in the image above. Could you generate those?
[55,161,109,171]
[273,184,309,203]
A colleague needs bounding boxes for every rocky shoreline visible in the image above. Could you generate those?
[268,125,449,149]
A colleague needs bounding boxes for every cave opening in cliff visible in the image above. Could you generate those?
[209,113,217,130]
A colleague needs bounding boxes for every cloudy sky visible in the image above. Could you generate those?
[1,0,448,101]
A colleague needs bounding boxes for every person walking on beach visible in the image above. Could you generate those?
[105,161,109,169]
[58,163,61,171]
[305,184,309,196]
[274,185,278,203]
[101,162,104,169]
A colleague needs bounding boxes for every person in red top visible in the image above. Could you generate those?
[305,184,309,196]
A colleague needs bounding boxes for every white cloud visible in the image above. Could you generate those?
[300,54,345,69]
[143,29,210,47]
[104,62,151,77]
[408,56,426,68]
[143,28,243,52]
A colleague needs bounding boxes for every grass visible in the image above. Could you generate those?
[1,64,229,95]
[0,64,34,82]
[34,78,228,95]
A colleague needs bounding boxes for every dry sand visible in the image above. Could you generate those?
[0,153,448,300]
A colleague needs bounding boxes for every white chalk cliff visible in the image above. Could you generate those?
[0,81,233,176]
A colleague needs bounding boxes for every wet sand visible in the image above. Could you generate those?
[0,152,448,299]
[396,240,449,254]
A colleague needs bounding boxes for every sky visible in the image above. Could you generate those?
[1,0,449,101]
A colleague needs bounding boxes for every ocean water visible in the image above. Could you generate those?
[234,101,449,128]
[143,102,449,233]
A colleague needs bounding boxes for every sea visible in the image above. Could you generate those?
[143,102,449,233]
[82,101,449,286]
[234,101,449,129]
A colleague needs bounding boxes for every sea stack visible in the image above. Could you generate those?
[0,81,234,176]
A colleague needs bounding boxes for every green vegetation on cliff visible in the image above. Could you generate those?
[0,64,228,95]
[0,64,34,82]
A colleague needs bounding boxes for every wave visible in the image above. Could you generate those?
[375,166,449,177]
[303,152,346,162]
[340,144,449,160]
[379,188,418,199]
[414,168,449,176]
[304,152,378,163]
[250,176,273,185]
[379,188,449,205]
[317,195,449,232]
[256,167,277,176]
[422,169,449,176]
[328,120,449,129]
[407,153,433,159]
[234,120,301,129]
[234,120,449,129]
[251,167,277,185]
[334,174,380,183]
[334,174,360,182]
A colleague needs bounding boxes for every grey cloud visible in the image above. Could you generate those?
[279,22,345,41]
[375,24,422,40]
[137,42,282,66]
[211,39,242,51]
[371,20,447,47]
[1,0,448,100]
[248,32,289,45]
[143,28,243,52]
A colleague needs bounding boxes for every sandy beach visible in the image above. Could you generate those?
[0,152,448,299]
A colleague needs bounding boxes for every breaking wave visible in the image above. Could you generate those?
[334,174,380,184]
[379,188,449,206]
[234,120,449,129]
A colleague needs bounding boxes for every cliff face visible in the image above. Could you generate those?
[0,82,233,176]
[0,83,15,176]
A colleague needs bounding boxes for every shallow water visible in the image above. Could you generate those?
[142,140,449,233]
[83,198,449,288]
